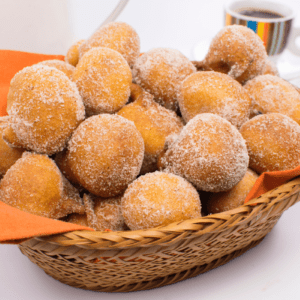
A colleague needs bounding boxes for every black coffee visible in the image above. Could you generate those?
[238,9,283,19]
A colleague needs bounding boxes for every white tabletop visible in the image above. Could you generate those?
[1,0,300,299]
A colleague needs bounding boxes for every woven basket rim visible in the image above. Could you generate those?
[34,176,300,248]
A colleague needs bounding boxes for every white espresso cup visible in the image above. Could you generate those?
[225,0,300,58]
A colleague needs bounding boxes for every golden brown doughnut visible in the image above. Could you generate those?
[79,22,140,67]
[118,92,183,174]
[133,48,196,111]
[204,25,267,84]
[160,113,249,192]
[0,117,24,177]
[65,39,85,67]
[83,194,127,231]
[206,169,258,214]
[38,59,75,80]
[121,171,201,230]
[0,152,84,218]
[73,47,132,116]
[240,113,300,173]
[178,71,251,128]
[66,114,144,197]
[244,74,300,124]
[4,64,85,155]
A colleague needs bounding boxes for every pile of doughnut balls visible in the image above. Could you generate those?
[1,22,300,231]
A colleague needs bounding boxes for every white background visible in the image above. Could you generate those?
[1,0,300,299]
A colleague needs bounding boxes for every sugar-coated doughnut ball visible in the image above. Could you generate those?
[66,213,89,227]
[4,65,85,155]
[83,194,127,231]
[121,171,201,230]
[133,48,196,111]
[204,25,267,84]
[0,152,84,219]
[263,59,279,76]
[160,113,249,192]
[244,75,300,124]
[118,92,183,174]
[0,117,24,177]
[240,113,300,173]
[66,114,144,197]
[79,22,140,67]
[38,59,75,80]
[206,169,258,214]
[73,47,132,116]
[178,71,251,128]
[65,39,85,67]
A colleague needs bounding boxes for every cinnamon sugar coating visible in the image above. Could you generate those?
[178,71,251,128]
[0,152,84,219]
[118,92,183,174]
[160,113,249,192]
[244,75,300,124]
[83,194,127,231]
[204,25,267,84]
[79,22,140,67]
[4,65,85,155]
[0,117,24,177]
[206,169,258,214]
[121,171,201,230]
[38,59,75,80]
[240,113,300,173]
[133,48,196,111]
[66,114,144,197]
[73,47,132,116]
[65,39,85,67]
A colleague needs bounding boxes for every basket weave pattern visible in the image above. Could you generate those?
[19,177,300,292]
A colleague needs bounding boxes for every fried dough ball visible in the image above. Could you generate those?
[263,59,279,76]
[0,152,84,219]
[66,114,144,197]
[178,71,251,128]
[0,117,24,177]
[204,25,267,84]
[73,47,132,116]
[66,213,89,227]
[38,59,75,80]
[121,171,202,230]
[79,22,140,67]
[240,113,300,173]
[133,48,196,111]
[206,169,258,214]
[244,75,300,124]
[118,92,184,174]
[65,39,85,67]
[4,65,85,155]
[129,83,144,102]
[83,194,127,231]
[160,113,249,192]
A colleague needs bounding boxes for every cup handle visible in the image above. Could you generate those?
[287,27,300,56]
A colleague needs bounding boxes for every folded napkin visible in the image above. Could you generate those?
[0,50,298,244]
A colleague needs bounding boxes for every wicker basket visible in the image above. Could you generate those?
[18,176,300,293]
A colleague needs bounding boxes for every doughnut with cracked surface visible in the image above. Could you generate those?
[204,25,267,84]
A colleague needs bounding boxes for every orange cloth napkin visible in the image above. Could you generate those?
[0,50,299,244]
